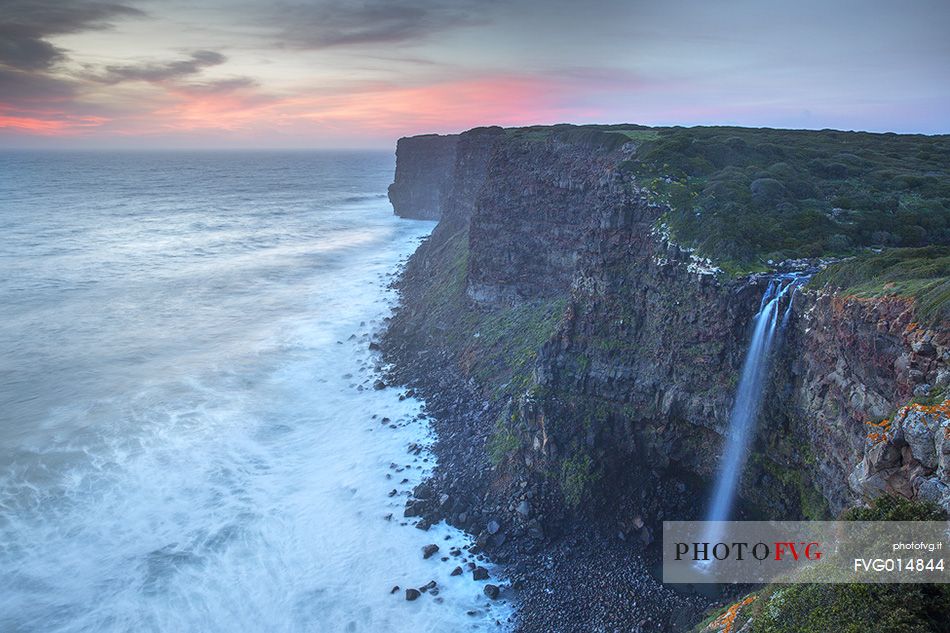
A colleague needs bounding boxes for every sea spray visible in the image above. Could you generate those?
[0,152,512,632]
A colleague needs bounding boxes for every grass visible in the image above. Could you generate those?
[748,583,949,633]
[616,129,660,142]
[488,413,522,465]
[396,225,570,471]
[841,494,947,521]
[506,123,657,151]
[468,297,567,398]
[396,225,567,404]
[750,453,830,521]
[810,246,950,322]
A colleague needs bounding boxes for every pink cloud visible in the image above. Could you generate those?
[0,107,108,135]
[2,72,607,143]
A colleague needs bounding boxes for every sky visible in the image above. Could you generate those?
[1,0,948,148]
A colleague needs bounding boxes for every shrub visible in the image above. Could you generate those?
[627,126,950,268]
[750,178,787,204]
[559,452,596,508]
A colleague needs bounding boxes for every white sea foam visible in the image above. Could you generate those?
[0,151,512,632]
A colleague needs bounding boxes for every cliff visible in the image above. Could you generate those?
[382,124,950,630]
[387,133,459,220]
[796,291,950,512]
[389,124,947,512]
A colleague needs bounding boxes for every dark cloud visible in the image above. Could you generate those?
[0,0,144,70]
[0,0,146,117]
[0,32,64,71]
[0,66,77,103]
[272,1,485,49]
[96,50,228,84]
[0,2,243,129]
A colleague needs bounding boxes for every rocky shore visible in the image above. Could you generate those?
[380,257,716,632]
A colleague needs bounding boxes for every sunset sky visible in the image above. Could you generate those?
[2,0,948,148]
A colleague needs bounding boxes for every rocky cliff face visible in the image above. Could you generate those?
[388,133,459,220]
[385,127,950,532]
[519,208,768,508]
[467,138,623,304]
[793,292,950,513]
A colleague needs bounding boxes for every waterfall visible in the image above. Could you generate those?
[704,274,806,527]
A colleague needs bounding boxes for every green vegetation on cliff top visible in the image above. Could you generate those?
[509,124,950,269]
[631,127,950,265]
[507,123,950,317]
[811,246,950,322]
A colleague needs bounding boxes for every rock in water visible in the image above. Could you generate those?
[484,584,500,600]
[472,566,489,581]
[405,588,421,601]
[422,544,440,559]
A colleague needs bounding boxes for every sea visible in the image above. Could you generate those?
[0,150,511,632]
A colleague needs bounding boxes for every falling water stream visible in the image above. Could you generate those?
[704,274,807,533]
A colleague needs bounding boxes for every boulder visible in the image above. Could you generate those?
[903,408,941,470]
[850,402,950,508]
[915,476,950,509]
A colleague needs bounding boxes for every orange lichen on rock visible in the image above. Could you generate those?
[864,417,892,446]
[865,399,950,445]
[705,595,757,633]
[905,399,950,417]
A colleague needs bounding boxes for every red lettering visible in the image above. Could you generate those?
[774,541,800,561]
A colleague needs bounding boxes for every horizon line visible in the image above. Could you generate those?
[2,121,948,152]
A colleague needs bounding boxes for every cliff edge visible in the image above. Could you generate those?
[387,133,459,220]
